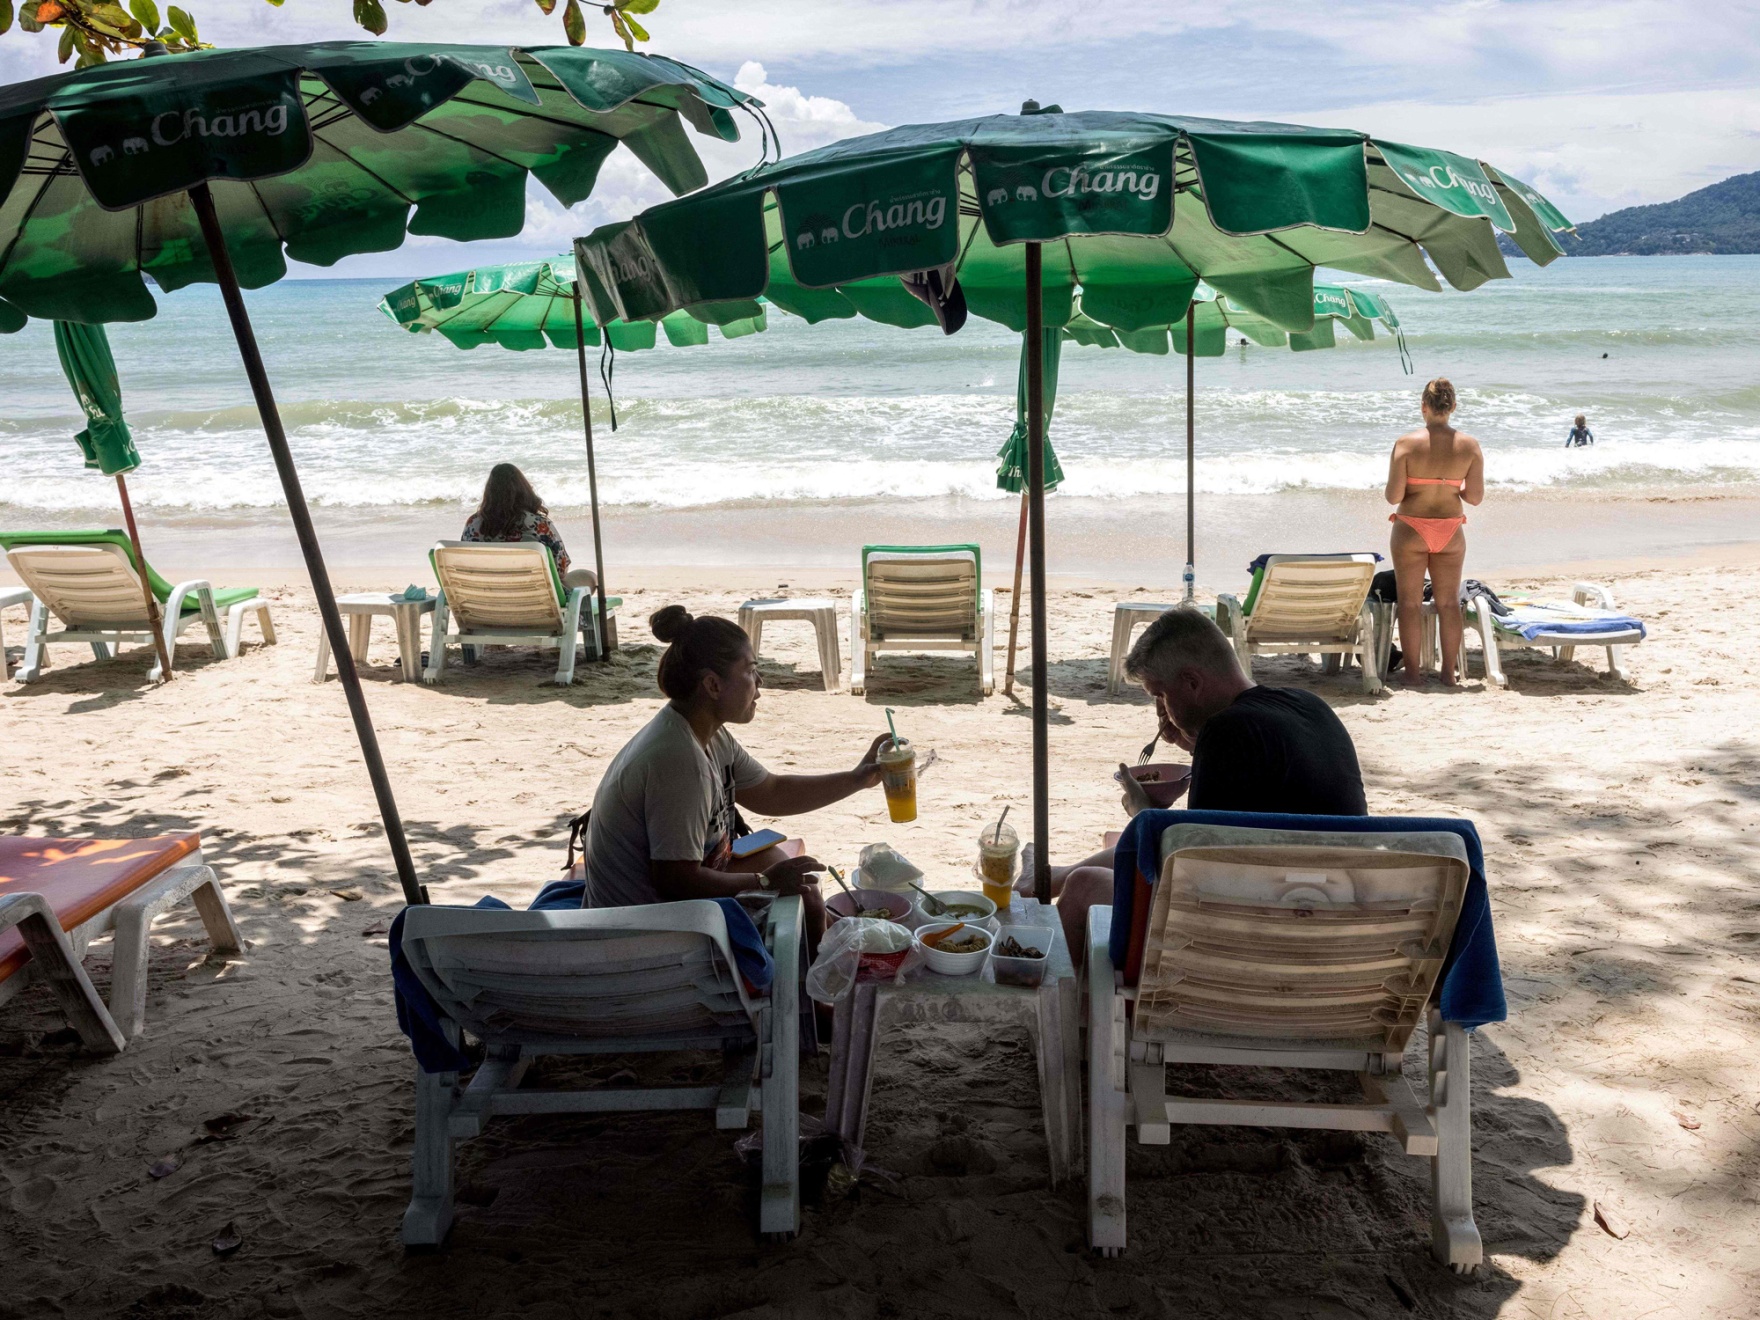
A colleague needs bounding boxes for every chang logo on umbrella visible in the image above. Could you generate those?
[149,99,293,149]
[836,191,947,241]
[1397,163,1499,209]
[1040,164,1160,202]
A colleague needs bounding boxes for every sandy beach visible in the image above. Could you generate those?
[3,528,1758,1319]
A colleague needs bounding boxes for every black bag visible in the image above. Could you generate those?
[561,775,754,874]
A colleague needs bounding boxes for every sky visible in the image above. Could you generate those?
[3,0,1757,278]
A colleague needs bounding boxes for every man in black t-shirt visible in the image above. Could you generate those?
[1033,606,1366,958]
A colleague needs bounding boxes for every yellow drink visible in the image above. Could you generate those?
[878,741,917,823]
[977,821,1019,912]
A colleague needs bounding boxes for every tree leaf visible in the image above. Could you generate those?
[352,0,386,35]
[88,3,139,36]
[619,0,661,14]
[56,23,74,62]
[563,0,585,44]
[533,0,555,14]
[609,8,630,48]
[33,0,66,22]
[165,3,195,40]
[621,12,647,41]
[127,0,157,28]
[0,0,12,34]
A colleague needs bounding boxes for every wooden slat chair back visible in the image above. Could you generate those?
[1240,554,1378,644]
[429,542,564,634]
[1215,553,1383,693]
[851,545,994,694]
[397,899,803,1247]
[7,544,153,628]
[1137,833,1465,1053]
[1088,823,1482,1271]
[864,549,979,643]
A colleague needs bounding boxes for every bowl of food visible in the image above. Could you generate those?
[911,889,997,931]
[914,921,994,976]
[827,888,912,925]
[1115,762,1193,809]
[852,920,915,981]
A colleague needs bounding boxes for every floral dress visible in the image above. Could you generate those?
[461,510,570,575]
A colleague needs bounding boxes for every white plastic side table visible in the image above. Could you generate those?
[823,900,1082,1185]
[738,597,842,693]
[1109,601,1182,694]
[314,592,437,683]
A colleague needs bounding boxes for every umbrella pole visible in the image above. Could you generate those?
[1002,490,1028,696]
[572,293,612,662]
[187,182,425,909]
[1025,243,1050,906]
[1184,310,1196,604]
[114,473,174,681]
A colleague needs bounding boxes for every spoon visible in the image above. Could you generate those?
[827,866,867,917]
[907,882,949,916]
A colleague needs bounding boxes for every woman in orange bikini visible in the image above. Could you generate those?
[1385,377,1484,686]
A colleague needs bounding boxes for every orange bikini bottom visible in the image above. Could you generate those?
[1390,513,1466,554]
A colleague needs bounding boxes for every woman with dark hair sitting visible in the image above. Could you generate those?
[463,462,597,589]
[580,606,892,937]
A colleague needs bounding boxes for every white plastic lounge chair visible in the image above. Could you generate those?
[1427,582,1644,686]
[1216,553,1382,694]
[398,895,803,1245]
[0,833,242,1051]
[1088,823,1480,1271]
[0,585,32,671]
[850,544,994,695]
[424,541,618,686]
[1,531,275,683]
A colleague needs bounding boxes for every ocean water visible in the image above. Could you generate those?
[4,253,1759,521]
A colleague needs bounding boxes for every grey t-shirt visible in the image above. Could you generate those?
[582,705,768,908]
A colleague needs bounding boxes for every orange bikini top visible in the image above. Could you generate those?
[1406,476,1465,488]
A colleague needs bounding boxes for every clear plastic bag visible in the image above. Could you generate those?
[804,917,920,1004]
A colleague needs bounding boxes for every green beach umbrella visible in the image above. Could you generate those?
[49,319,173,681]
[0,42,752,907]
[1065,281,1407,600]
[575,104,1573,902]
[379,255,769,652]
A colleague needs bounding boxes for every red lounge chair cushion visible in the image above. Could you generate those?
[0,834,200,983]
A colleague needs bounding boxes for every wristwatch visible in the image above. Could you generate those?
[756,872,773,890]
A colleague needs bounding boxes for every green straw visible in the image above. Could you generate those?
[884,707,900,748]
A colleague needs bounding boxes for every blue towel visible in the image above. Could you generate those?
[1247,552,1383,574]
[1498,606,1646,642]
[390,886,774,1074]
[1110,809,1505,1030]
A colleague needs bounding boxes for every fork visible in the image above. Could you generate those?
[1137,733,1158,765]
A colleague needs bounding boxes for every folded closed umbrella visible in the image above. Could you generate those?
[51,319,171,680]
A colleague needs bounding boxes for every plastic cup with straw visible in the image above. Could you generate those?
[977,804,1020,911]
[876,707,917,823]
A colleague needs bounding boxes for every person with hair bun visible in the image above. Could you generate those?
[1385,377,1485,686]
[579,605,894,931]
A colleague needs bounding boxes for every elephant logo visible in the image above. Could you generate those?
[986,187,1007,207]
[1015,184,1038,202]
[122,137,149,156]
[796,231,815,250]
[360,87,382,105]
[89,144,114,166]
[387,73,413,88]
[820,226,838,244]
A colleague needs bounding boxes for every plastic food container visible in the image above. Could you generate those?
[912,889,997,930]
[827,889,912,925]
[990,931,1050,987]
[914,921,994,976]
[856,843,925,891]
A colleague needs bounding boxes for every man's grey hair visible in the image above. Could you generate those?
[1123,605,1244,685]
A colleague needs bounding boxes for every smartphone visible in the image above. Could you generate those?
[731,829,786,859]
